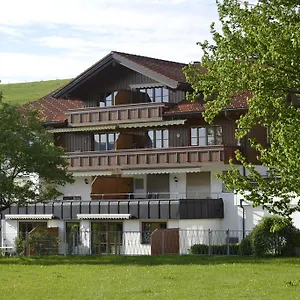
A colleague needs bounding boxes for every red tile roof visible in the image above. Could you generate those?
[112,51,188,83]
[165,91,251,115]
[22,97,83,123]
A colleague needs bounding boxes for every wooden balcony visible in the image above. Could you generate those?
[66,145,239,171]
[67,102,168,127]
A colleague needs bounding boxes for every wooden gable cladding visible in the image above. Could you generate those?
[69,64,159,106]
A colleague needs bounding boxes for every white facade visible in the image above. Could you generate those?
[2,164,296,256]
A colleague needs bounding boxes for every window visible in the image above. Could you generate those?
[66,222,80,254]
[136,87,169,103]
[19,222,47,235]
[99,92,117,107]
[141,222,167,244]
[191,126,223,146]
[94,133,119,151]
[148,129,169,148]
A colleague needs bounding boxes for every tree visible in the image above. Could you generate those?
[0,96,74,211]
[184,0,300,218]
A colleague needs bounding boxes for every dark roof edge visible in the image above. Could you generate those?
[44,120,68,128]
[52,52,113,98]
[164,107,248,117]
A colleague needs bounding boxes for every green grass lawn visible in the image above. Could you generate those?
[0,79,71,105]
[0,256,299,300]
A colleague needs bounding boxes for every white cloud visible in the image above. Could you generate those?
[0,0,219,82]
[0,52,92,83]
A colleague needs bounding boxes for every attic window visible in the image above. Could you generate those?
[136,87,169,103]
[99,92,117,107]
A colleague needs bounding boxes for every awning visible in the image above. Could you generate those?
[118,119,185,129]
[5,214,54,220]
[48,125,116,133]
[71,171,113,177]
[121,167,202,175]
[77,214,131,220]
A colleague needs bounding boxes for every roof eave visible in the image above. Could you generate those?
[112,52,180,89]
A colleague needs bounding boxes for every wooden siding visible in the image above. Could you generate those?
[67,64,186,107]
[66,145,239,172]
[245,125,268,164]
[91,177,133,200]
[55,133,93,152]
[54,118,238,153]
[169,90,185,104]
[169,126,190,147]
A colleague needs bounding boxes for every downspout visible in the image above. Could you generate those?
[240,199,245,239]
[225,111,247,239]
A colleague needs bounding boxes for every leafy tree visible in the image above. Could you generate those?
[184,0,300,218]
[0,94,74,211]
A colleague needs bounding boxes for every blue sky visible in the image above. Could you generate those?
[0,0,220,83]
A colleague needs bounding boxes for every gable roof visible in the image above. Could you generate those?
[52,51,188,98]
[22,97,83,123]
[165,91,251,115]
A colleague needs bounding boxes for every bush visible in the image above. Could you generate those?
[250,216,299,256]
[190,243,240,255]
[29,231,59,255]
[190,244,209,255]
[239,234,253,255]
[14,229,59,256]
[14,235,26,255]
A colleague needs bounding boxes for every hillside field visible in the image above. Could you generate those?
[0,79,71,105]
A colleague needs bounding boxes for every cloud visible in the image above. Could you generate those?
[0,0,219,82]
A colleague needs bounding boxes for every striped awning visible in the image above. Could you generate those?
[77,214,131,220]
[48,125,116,133]
[5,214,54,220]
[71,171,113,177]
[118,119,185,129]
[121,167,202,175]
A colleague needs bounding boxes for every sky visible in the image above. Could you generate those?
[0,0,220,83]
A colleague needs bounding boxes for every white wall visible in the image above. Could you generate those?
[123,220,150,255]
[2,220,18,249]
[169,173,186,199]
[178,219,222,254]
[57,177,91,201]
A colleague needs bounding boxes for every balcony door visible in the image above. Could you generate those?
[91,222,123,255]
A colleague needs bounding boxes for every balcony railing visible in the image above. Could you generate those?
[3,198,224,220]
[67,102,168,127]
[89,192,222,200]
[66,145,239,171]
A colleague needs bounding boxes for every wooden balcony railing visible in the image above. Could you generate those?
[66,146,239,171]
[67,102,168,127]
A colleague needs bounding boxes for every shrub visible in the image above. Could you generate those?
[29,231,59,255]
[239,234,253,255]
[14,235,26,255]
[190,244,209,255]
[15,230,59,256]
[250,216,299,256]
[190,243,240,255]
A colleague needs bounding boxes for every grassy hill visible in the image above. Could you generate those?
[0,79,71,105]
